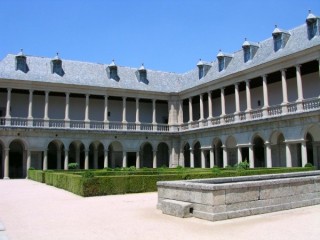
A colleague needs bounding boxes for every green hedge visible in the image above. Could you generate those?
[28,167,315,197]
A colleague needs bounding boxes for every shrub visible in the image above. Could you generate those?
[304,163,313,168]
[68,163,78,170]
[236,160,250,170]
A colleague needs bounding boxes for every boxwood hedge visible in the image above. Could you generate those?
[28,167,315,197]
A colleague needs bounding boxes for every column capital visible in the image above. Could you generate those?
[295,64,302,69]
[65,92,70,96]
[245,79,250,85]
[29,89,34,93]
[234,82,239,88]
[123,96,127,100]
[281,68,287,73]
[208,90,212,95]
[262,74,268,79]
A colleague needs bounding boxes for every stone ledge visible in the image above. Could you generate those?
[160,199,193,218]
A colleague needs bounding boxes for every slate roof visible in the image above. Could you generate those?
[0,21,319,94]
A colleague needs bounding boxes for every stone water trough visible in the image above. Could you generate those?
[157,171,320,221]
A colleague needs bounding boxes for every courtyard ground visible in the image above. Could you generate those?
[0,179,319,240]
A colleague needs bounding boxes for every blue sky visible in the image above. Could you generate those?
[1,0,319,73]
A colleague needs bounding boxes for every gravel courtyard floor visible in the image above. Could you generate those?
[0,179,320,240]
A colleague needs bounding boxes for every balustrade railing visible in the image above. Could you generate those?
[1,97,319,132]
[303,97,320,111]
[268,105,282,116]
[251,109,263,119]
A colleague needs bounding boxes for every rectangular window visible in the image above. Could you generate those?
[198,65,204,79]
[218,58,225,72]
[307,21,317,39]
[274,34,282,52]
[243,47,251,62]
[16,57,28,73]
[110,68,117,79]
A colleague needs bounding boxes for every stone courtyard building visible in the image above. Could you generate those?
[1,12,320,178]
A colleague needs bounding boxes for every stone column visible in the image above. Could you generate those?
[265,142,272,168]
[208,91,213,121]
[136,98,140,124]
[104,150,108,168]
[64,149,69,170]
[44,91,49,127]
[85,94,90,128]
[122,97,127,130]
[262,75,269,117]
[122,97,127,123]
[136,151,140,169]
[201,149,205,168]
[199,94,204,121]
[153,150,157,168]
[245,80,252,119]
[57,147,61,170]
[281,69,288,113]
[210,148,214,168]
[84,150,89,170]
[178,100,183,124]
[222,145,228,168]
[26,150,31,177]
[28,90,33,126]
[234,83,240,121]
[237,146,242,164]
[152,99,156,124]
[104,95,109,129]
[4,148,9,179]
[296,65,304,101]
[301,141,308,167]
[122,151,127,168]
[5,88,11,119]
[188,97,193,123]
[190,149,194,168]
[43,149,48,170]
[286,143,292,167]
[220,88,226,116]
[249,145,254,168]
[65,92,70,127]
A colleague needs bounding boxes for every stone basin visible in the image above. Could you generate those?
[157,171,320,221]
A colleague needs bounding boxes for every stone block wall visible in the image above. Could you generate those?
[157,171,320,221]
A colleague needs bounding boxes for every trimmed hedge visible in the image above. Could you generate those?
[28,167,316,197]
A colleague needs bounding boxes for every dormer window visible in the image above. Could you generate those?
[107,60,119,81]
[15,49,28,73]
[306,10,319,40]
[137,64,148,84]
[197,59,211,79]
[272,26,290,52]
[242,39,259,63]
[51,53,64,76]
[217,51,233,72]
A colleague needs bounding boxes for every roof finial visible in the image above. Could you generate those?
[275,24,278,28]
[309,9,311,14]
[244,37,247,41]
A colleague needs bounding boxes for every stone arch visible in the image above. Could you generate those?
[9,139,26,178]
[140,142,153,168]
[47,140,65,170]
[225,136,237,166]
[108,141,123,168]
[252,135,265,168]
[69,141,85,169]
[183,142,190,168]
[89,141,105,169]
[304,125,320,169]
[157,142,169,167]
[212,138,223,168]
[270,131,286,167]
[193,141,201,168]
